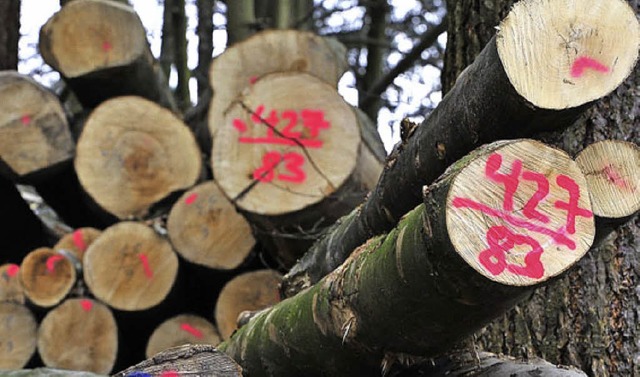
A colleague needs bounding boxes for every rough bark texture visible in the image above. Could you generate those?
[282,0,640,295]
[0,0,20,70]
[195,0,214,97]
[358,0,389,121]
[442,0,640,375]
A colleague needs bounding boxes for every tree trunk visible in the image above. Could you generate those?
[195,0,214,97]
[0,0,20,70]
[281,0,640,296]
[226,0,256,46]
[442,0,640,375]
[172,0,191,111]
[218,139,597,376]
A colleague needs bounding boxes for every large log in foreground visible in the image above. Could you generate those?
[39,0,176,110]
[218,139,595,376]
[282,0,640,295]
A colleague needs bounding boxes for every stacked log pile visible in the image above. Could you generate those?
[0,0,638,375]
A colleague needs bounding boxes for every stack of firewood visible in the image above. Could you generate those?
[0,0,639,375]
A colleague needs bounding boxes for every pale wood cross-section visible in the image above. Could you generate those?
[446,139,595,286]
[575,140,640,219]
[0,72,74,181]
[37,298,118,374]
[212,72,361,215]
[0,263,24,304]
[215,269,282,340]
[0,302,37,369]
[83,222,179,311]
[208,29,348,140]
[75,96,201,219]
[53,227,102,264]
[145,314,221,358]
[496,0,640,109]
[39,0,176,109]
[20,247,76,307]
[167,181,255,270]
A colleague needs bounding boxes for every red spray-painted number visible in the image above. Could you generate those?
[253,151,306,183]
[453,152,592,279]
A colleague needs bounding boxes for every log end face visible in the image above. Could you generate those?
[145,314,221,359]
[20,248,77,308]
[496,0,640,110]
[446,139,595,286]
[0,302,37,369]
[575,140,640,219]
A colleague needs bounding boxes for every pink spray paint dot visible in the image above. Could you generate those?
[102,41,113,52]
[6,264,19,277]
[81,299,93,312]
[72,230,87,252]
[184,193,198,205]
[603,164,629,189]
[233,118,247,133]
[570,56,609,78]
[180,323,204,338]
[138,254,154,279]
[20,115,31,125]
[249,76,258,85]
[46,255,65,272]
[160,371,180,377]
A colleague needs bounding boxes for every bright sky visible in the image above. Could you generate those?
[18,0,445,152]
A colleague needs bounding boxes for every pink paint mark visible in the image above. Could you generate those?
[233,119,247,133]
[249,76,258,85]
[138,254,154,279]
[554,175,593,235]
[72,230,87,252]
[180,323,204,338]
[159,371,179,377]
[452,197,576,250]
[603,164,629,189]
[46,255,65,273]
[20,115,31,125]
[184,193,198,205]
[570,56,609,78]
[485,153,522,212]
[81,299,93,312]
[238,136,323,148]
[102,41,113,52]
[6,264,19,277]
[521,170,550,223]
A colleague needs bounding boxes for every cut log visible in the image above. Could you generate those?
[391,351,587,377]
[145,313,221,358]
[0,263,24,304]
[0,369,104,377]
[0,302,37,369]
[218,139,595,376]
[53,227,102,263]
[574,140,640,239]
[211,72,382,266]
[39,0,176,110]
[75,96,202,219]
[215,269,282,340]
[37,298,118,374]
[282,0,640,296]
[20,247,76,308]
[167,181,255,270]
[83,221,179,311]
[0,71,74,182]
[208,29,348,139]
[113,344,242,377]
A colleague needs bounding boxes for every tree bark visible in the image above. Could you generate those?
[195,0,214,97]
[0,0,20,70]
[281,0,640,297]
[441,0,640,375]
[226,0,256,46]
[218,139,596,376]
[172,0,191,111]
